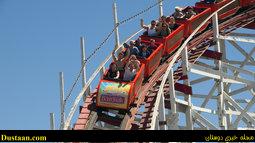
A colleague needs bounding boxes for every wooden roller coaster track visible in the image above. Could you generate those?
[73,6,255,130]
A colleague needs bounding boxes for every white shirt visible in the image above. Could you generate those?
[148,28,157,36]
[123,68,137,81]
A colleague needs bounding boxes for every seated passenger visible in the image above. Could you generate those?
[128,55,140,71]
[156,15,167,30]
[140,19,158,37]
[122,43,131,57]
[166,16,178,30]
[185,7,196,19]
[159,15,167,23]
[123,62,137,82]
[138,45,151,59]
[148,39,157,52]
[129,40,140,56]
[106,62,120,80]
[123,56,140,81]
[135,37,143,50]
[173,6,185,19]
[112,47,129,73]
[158,23,171,37]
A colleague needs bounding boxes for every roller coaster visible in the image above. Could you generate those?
[50,0,255,130]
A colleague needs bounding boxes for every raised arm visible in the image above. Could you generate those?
[112,50,117,62]
[123,48,130,62]
[112,44,119,62]
[140,19,149,29]
[179,12,185,19]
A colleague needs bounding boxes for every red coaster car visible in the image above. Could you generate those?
[175,6,212,38]
[196,0,241,20]
[140,24,185,56]
[96,64,145,110]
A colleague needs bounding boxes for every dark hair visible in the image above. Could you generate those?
[110,62,116,67]
[141,45,147,49]
[123,43,129,48]
[186,6,194,12]
[151,20,156,23]
[161,15,166,19]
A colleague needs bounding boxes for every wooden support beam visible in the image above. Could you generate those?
[202,49,222,60]
[174,82,193,95]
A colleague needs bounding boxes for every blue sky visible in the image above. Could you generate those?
[0,0,254,130]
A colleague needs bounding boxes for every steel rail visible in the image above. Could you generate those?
[149,0,237,130]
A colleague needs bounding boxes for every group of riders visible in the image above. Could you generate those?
[106,0,217,82]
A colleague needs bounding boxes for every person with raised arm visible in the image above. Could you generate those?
[123,55,140,81]
[158,23,171,37]
[128,55,140,71]
[166,16,178,30]
[112,45,130,78]
[173,6,185,20]
[156,15,167,31]
[140,19,158,36]
[185,6,197,19]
